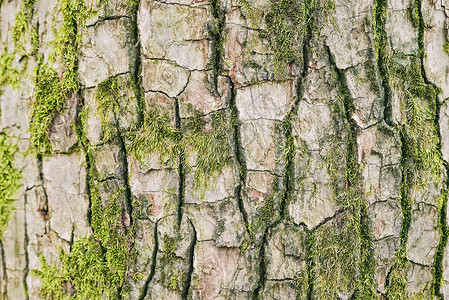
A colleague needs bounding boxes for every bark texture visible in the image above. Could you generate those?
[1,0,449,299]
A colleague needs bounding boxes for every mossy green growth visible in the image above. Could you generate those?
[264,0,334,77]
[30,61,64,154]
[160,234,183,291]
[182,109,235,190]
[128,104,181,168]
[0,133,22,239]
[50,0,91,92]
[128,101,234,190]
[0,47,21,90]
[28,0,94,155]
[309,214,360,299]
[33,184,135,299]
[12,0,36,52]
[386,249,428,299]
[431,189,449,298]
[95,76,133,142]
[395,57,442,187]
[443,42,449,55]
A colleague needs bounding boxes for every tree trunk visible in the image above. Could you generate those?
[1,0,449,298]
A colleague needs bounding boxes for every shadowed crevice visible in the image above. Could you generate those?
[181,218,197,299]
[139,220,159,300]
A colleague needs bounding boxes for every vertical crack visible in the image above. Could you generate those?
[116,131,134,229]
[36,154,49,232]
[124,0,144,127]
[181,218,197,299]
[23,191,30,300]
[228,78,252,239]
[413,0,449,296]
[138,220,159,300]
[252,12,313,299]
[252,230,268,300]
[373,0,394,126]
[0,239,7,298]
[209,0,253,238]
[326,43,377,297]
[175,96,186,228]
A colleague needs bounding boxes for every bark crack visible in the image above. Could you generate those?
[139,219,159,300]
[0,239,7,298]
[181,218,197,299]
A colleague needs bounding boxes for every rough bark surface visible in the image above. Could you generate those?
[1,0,449,299]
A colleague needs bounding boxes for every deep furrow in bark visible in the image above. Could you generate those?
[252,14,313,300]
[0,239,7,298]
[326,43,377,297]
[181,218,197,299]
[252,230,268,300]
[125,0,144,127]
[23,191,30,300]
[373,0,394,126]
[413,0,449,296]
[228,78,252,239]
[174,96,186,228]
[116,131,134,229]
[36,154,49,231]
[139,220,159,300]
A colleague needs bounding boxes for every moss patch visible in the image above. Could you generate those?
[33,182,135,299]
[29,61,64,154]
[0,47,21,91]
[265,0,334,77]
[12,0,36,52]
[0,133,22,239]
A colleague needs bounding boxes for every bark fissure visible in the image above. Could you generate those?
[124,0,144,127]
[0,239,7,298]
[326,43,377,297]
[175,97,186,228]
[253,11,313,298]
[36,154,49,229]
[23,192,30,300]
[228,77,252,239]
[139,220,159,300]
[116,131,134,228]
[181,219,197,299]
[373,0,394,126]
[413,0,449,296]
[252,230,268,300]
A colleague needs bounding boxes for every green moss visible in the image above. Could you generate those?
[128,102,234,191]
[392,58,441,187]
[432,188,449,298]
[182,109,235,190]
[29,61,64,154]
[0,47,21,90]
[0,133,22,239]
[12,0,36,52]
[443,42,449,55]
[33,185,135,299]
[264,0,334,77]
[309,214,360,299]
[162,235,177,259]
[31,23,40,56]
[50,0,91,93]
[95,76,128,141]
[28,0,94,155]
[129,104,181,168]
[31,255,70,300]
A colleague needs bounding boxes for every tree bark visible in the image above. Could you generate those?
[1,0,449,299]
